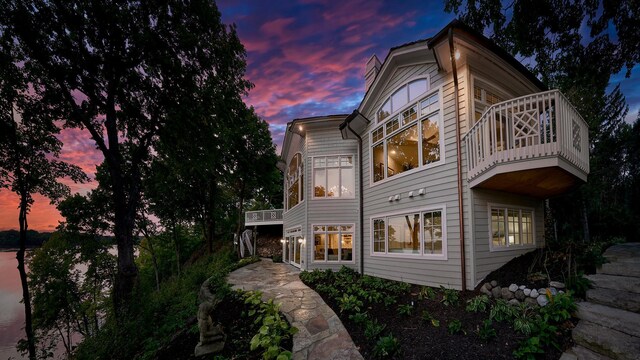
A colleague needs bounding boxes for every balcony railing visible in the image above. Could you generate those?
[244,209,284,226]
[465,89,589,183]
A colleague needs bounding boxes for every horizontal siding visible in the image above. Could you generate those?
[360,62,473,290]
[305,127,360,272]
[283,132,307,267]
[472,188,545,285]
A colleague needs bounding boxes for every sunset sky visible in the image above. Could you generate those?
[1,0,638,231]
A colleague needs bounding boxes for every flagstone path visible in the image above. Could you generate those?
[228,259,363,360]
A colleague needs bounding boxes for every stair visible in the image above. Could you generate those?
[565,243,640,360]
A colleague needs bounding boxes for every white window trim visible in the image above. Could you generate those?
[369,205,448,260]
[470,75,511,124]
[311,154,356,200]
[487,203,536,252]
[284,152,305,213]
[369,86,445,187]
[311,223,356,264]
[376,76,430,123]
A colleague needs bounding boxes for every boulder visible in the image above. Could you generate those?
[480,283,492,296]
[490,280,498,287]
[537,294,549,307]
[508,299,520,306]
[524,298,538,307]
[515,289,526,301]
[518,285,526,290]
[502,287,515,300]
[491,286,502,299]
[549,281,566,289]
[549,287,558,296]
[508,284,519,292]
[529,289,539,298]
[523,288,531,296]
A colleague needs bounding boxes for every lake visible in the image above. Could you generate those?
[0,250,27,360]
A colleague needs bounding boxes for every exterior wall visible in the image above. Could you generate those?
[360,61,474,289]
[471,188,545,285]
[305,127,359,271]
[283,132,307,268]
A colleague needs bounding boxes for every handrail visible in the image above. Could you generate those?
[464,89,589,181]
[244,209,284,224]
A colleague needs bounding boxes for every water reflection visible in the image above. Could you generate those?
[0,250,28,360]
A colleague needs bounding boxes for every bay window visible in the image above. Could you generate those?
[372,87,443,183]
[490,205,535,250]
[313,155,355,198]
[313,224,354,262]
[372,208,446,258]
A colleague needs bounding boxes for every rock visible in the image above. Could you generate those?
[537,294,549,307]
[538,288,546,295]
[559,290,565,294]
[508,284,519,292]
[490,280,498,287]
[530,289,539,298]
[508,299,520,306]
[523,288,532,296]
[491,286,502,299]
[549,287,558,296]
[524,298,538,307]
[515,289,526,301]
[519,285,526,290]
[480,284,492,296]
[549,281,566,289]
[194,278,226,357]
[502,287,514,300]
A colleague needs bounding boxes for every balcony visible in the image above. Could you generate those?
[244,209,284,226]
[465,90,589,198]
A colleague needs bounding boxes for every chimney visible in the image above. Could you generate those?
[364,54,381,92]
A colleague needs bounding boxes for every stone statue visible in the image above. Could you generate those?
[194,278,226,357]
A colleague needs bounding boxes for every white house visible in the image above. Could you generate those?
[246,20,589,290]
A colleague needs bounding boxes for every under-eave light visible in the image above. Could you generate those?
[298,125,303,131]
[454,49,461,60]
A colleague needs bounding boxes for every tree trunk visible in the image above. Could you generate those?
[172,220,181,278]
[112,191,138,317]
[581,200,590,244]
[17,194,36,360]
[147,237,160,291]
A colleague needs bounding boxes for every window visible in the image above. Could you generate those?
[377,79,428,123]
[313,155,355,198]
[313,225,354,262]
[473,82,504,123]
[372,208,445,258]
[372,89,443,183]
[490,205,535,250]
[286,153,304,210]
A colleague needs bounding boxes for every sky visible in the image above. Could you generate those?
[1,0,638,231]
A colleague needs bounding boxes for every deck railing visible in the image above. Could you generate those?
[244,209,284,225]
[464,89,589,181]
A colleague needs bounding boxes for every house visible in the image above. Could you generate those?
[246,20,589,290]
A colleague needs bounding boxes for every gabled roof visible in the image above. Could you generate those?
[280,114,349,160]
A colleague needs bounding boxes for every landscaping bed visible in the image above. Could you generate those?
[301,267,577,360]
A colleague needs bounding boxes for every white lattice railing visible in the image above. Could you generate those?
[244,209,284,224]
[465,89,590,181]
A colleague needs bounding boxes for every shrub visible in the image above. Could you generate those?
[447,319,465,335]
[383,294,397,307]
[566,273,591,298]
[338,294,363,314]
[490,299,518,322]
[421,310,439,327]
[465,295,490,313]
[348,312,370,326]
[418,286,437,300]
[397,304,413,316]
[364,320,386,340]
[477,319,497,343]
[372,335,401,359]
[272,254,283,263]
[245,291,298,360]
[540,292,576,323]
[439,286,460,306]
[513,336,545,359]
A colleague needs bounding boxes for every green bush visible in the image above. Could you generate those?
[372,335,401,359]
[421,310,439,327]
[489,299,518,322]
[338,294,363,314]
[540,292,576,323]
[418,286,437,300]
[513,336,545,359]
[245,291,298,360]
[477,319,497,343]
[447,319,465,335]
[465,295,490,313]
[272,254,283,263]
[364,319,386,340]
[439,286,460,306]
[566,273,591,298]
[397,303,413,316]
[348,312,370,326]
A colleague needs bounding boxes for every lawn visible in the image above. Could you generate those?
[300,266,577,360]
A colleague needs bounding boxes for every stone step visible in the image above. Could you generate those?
[586,273,640,294]
[599,261,640,278]
[576,302,640,338]
[572,320,640,360]
[603,243,640,263]
[586,288,640,313]
[569,345,613,360]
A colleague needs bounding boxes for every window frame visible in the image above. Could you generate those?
[487,203,536,252]
[376,77,430,123]
[311,154,356,199]
[369,205,447,260]
[311,223,356,263]
[285,152,305,212]
[370,86,445,186]
[470,76,510,125]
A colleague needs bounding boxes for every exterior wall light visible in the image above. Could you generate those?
[454,49,461,60]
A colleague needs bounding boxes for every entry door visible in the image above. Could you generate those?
[284,229,302,268]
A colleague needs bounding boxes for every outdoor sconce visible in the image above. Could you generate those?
[298,238,304,244]
[454,49,461,60]
[280,239,285,244]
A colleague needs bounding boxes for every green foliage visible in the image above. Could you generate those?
[372,335,401,359]
[383,295,397,307]
[477,320,497,343]
[512,304,537,336]
[539,292,576,323]
[232,256,260,271]
[348,312,370,326]
[465,295,490,313]
[315,284,341,300]
[418,286,437,300]
[420,310,440,327]
[489,299,518,322]
[513,336,545,359]
[566,273,591,298]
[447,319,465,335]
[338,294,363,314]
[272,254,283,263]
[439,286,460,307]
[245,291,298,360]
[397,304,413,316]
[364,320,386,340]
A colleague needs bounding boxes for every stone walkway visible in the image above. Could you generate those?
[227,259,363,360]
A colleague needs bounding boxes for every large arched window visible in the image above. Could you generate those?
[377,78,428,122]
[286,153,304,210]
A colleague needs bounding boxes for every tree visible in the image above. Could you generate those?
[0,49,87,359]
[1,0,251,314]
[445,0,640,243]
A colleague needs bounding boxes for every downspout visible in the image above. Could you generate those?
[346,122,364,274]
[448,28,467,291]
